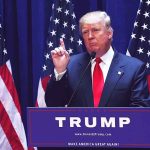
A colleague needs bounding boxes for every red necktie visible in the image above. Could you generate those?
[93,58,104,107]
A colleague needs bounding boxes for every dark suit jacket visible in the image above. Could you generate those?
[45,51,150,107]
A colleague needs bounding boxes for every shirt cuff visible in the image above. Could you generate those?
[54,68,67,81]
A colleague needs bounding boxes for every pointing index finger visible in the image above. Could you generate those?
[60,38,66,50]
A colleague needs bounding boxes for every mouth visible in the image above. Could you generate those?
[89,43,96,46]
[89,44,98,49]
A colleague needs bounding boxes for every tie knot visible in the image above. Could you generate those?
[95,57,101,64]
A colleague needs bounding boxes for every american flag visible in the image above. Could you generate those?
[36,0,83,107]
[127,0,150,91]
[0,11,28,150]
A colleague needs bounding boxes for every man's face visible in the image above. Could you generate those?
[81,22,113,56]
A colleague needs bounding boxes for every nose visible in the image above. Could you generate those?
[88,31,94,39]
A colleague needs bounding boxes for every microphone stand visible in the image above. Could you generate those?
[65,52,96,107]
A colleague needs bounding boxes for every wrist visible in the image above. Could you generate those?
[55,67,67,74]
[54,68,67,81]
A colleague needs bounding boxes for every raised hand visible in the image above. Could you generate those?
[51,38,70,73]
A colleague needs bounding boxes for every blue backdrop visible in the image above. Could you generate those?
[3,0,140,129]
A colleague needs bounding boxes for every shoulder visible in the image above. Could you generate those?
[70,52,89,59]
[67,52,90,71]
[69,52,90,63]
[116,52,145,67]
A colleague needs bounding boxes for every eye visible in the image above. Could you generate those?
[82,30,88,35]
[93,28,100,32]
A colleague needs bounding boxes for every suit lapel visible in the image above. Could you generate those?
[99,52,124,107]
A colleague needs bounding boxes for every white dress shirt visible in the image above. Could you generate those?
[91,46,114,83]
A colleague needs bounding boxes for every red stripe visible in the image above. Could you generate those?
[0,64,21,114]
[35,76,51,107]
[147,75,150,92]
[35,76,50,107]
[0,101,24,150]
[41,76,51,91]
[35,100,39,107]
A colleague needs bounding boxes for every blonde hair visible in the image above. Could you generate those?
[79,11,112,32]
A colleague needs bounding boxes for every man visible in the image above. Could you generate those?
[45,11,150,107]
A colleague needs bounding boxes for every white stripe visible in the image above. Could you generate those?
[6,60,12,74]
[0,125,12,150]
[0,77,27,150]
[126,49,131,56]
[37,79,47,107]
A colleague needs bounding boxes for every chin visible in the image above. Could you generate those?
[90,49,98,53]
[87,48,98,54]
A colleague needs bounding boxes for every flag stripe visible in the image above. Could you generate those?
[36,76,50,107]
[0,125,12,150]
[6,59,12,74]
[147,75,150,92]
[0,8,29,149]
[0,64,27,150]
[41,76,50,91]
[0,61,21,114]
[36,79,47,107]
[0,101,24,149]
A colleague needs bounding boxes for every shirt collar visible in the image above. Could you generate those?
[101,46,114,65]
[91,46,114,65]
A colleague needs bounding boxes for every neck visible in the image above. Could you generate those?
[96,45,111,57]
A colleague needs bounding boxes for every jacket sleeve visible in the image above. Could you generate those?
[45,71,72,107]
[130,63,150,107]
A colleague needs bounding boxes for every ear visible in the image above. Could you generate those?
[108,29,113,39]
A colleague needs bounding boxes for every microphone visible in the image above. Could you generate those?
[65,52,96,107]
